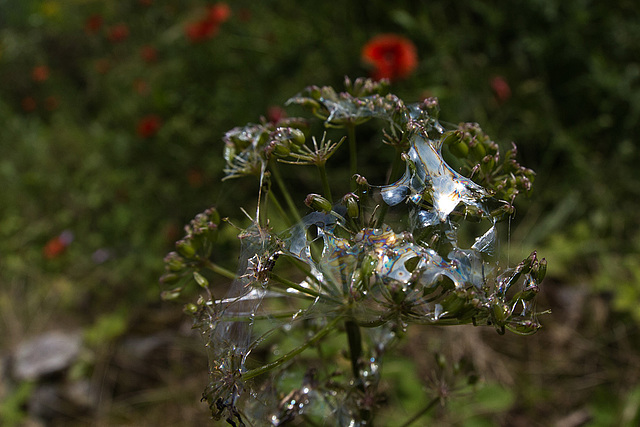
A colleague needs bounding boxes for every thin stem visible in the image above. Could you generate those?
[241,315,342,381]
[271,163,302,223]
[268,191,292,227]
[269,273,320,300]
[317,162,332,204]
[345,319,363,385]
[202,260,236,280]
[347,122,357,179]
[398,397,440,427]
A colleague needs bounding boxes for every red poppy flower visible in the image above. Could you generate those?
[32,65,50,82]
[208,3,231,24]
[362,34,418,81]
[185,19,218,43]
[137,114,162,138]
[85,14,103,34]
[140,45,158,63]
[43,231,74,259]
[185,3,230,43]
[107,23,130,42]
[491,76,511,103]
[21,96,37,112]
[139,0,153,6]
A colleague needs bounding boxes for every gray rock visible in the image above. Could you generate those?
[13,330,83,381]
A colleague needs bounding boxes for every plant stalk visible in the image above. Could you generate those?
[242,315,342,381]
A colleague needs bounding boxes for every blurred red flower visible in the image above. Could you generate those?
[267,106,287,124]
[362,35,418,81]
[185,2,231,43]
[139,0,154,6]
[21,96,37,112]
[108,23,130,42]
[137,114,162,138]
[208,3,231,23]
[185,20,218,43]
[85,14,103,34]
[43,231,73,260]
[491,76,511,103]
[32,65,50,82]
[140,45,158,63]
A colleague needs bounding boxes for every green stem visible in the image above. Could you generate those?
[271,163,302,223]
[398,397,440,427]
[242,315,342,381]
[347,122,357,179]
[269,273,320,299]
[317,162,332,204]
[345,319,363,385]
[268,191,292,227]
[203,260,236,280]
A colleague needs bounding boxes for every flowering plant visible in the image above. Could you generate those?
[161,77,545,426]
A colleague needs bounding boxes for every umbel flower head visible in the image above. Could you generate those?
[162,77,544,426]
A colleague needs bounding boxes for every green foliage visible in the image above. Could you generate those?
[0,381,34,427]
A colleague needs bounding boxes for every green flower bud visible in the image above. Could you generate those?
[470,140,486,159]
[159,273,181,286]
[343,193,360,218]
[491,302,511,325]
[360,253,379,277]
[449,140,469,158]
[193,271,209,288]
[184,303,199,314]
[176,239,196,258]
[161,289,182,301]
[505,320,540,336]
[289,128,306,147]
[490,203,514,220]
[304,193,332,213]
[532,258,547,283]
[164,252,186,272]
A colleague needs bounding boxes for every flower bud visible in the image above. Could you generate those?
[491,302,511,325]
[305,193,332,213]
[532,257,547,283]
[490,203,514,220]
[161,289,181,301]
[184,303,199,314]
[193,271,209,288]
[159,273,181,286]
[342,193,360,218]
[360,253,378,277]
[175,238,197,258]
[164,251,186,272]
[289,128,306,147]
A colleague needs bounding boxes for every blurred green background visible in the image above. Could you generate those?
[1,0,639,425]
